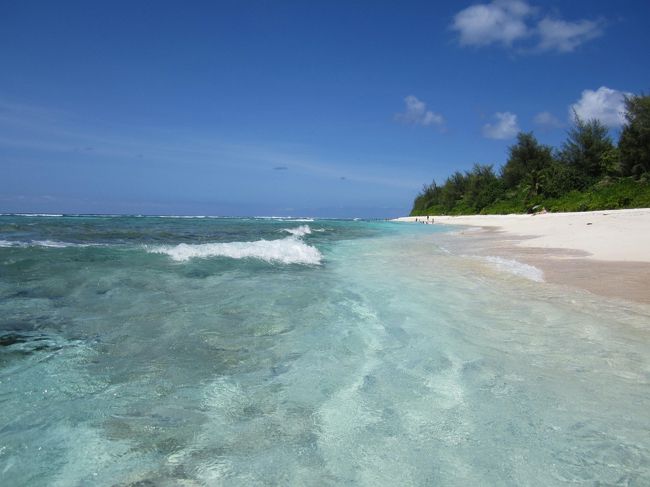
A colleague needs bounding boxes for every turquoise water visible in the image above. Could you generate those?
[1,215,649,486]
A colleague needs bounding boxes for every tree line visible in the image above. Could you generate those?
[411,94,650,215]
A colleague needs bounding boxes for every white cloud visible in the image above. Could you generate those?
[533,111,563,130]
[451,1,603,53]
[452,0,533,47]
[482,112,520,139]
[395,95,445,128]
[569,86,630,127]
[537,18,603,52]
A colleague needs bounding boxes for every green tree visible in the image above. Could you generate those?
[538,161,579,198]
[463,164,501,211]
[619,94,650,177]
[411,180,441,214]
[440,171,468,211]
[501,132,554,198]
[559,114,615,185]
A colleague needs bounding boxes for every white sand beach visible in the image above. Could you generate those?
[395,209,650,303]
[396,208,650,262]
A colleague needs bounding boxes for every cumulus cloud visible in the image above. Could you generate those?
[570,86,630,127]
[451,0,603,53]
[482,112,520,139]
[452,0,533,47]
[395,95,445,128]
[537,18,603,53]
[533,111,563,130]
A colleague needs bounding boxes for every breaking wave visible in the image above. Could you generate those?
[146,236,322,264]
[253,217,314,222]
[283,225,312,237]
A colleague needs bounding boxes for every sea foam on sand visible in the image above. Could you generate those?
[483,256,544,282]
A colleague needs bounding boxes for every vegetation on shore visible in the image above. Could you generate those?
[411,94,650,216]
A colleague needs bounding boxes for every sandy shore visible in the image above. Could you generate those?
[395,209,650,303]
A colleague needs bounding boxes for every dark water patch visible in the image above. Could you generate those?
[423,353,454,374]
[269,352,302,378]
[0,331,72,356]
[0,313,64,334]
[0,332,39,347]
[182,267,213,279]
[8,289,32,298]
[6,285,69,301]
[361,373,378,390]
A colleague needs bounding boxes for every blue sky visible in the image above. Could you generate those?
[1,0,649,217]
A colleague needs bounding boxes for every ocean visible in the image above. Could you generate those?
[0,215,649,486]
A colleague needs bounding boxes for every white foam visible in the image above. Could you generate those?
[147,236,322,264]
[283,225,312,237]
[0,240,94,248]
[156,215,208,219]
[483,256,544,282]
[34,240,79,248]
[13,213,64,217]
[253,216,314,222]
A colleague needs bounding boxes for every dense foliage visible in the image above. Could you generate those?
[619,94,650,177]
[411,94,650,216]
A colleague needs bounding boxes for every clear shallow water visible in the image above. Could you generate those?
[0,215,649,486]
